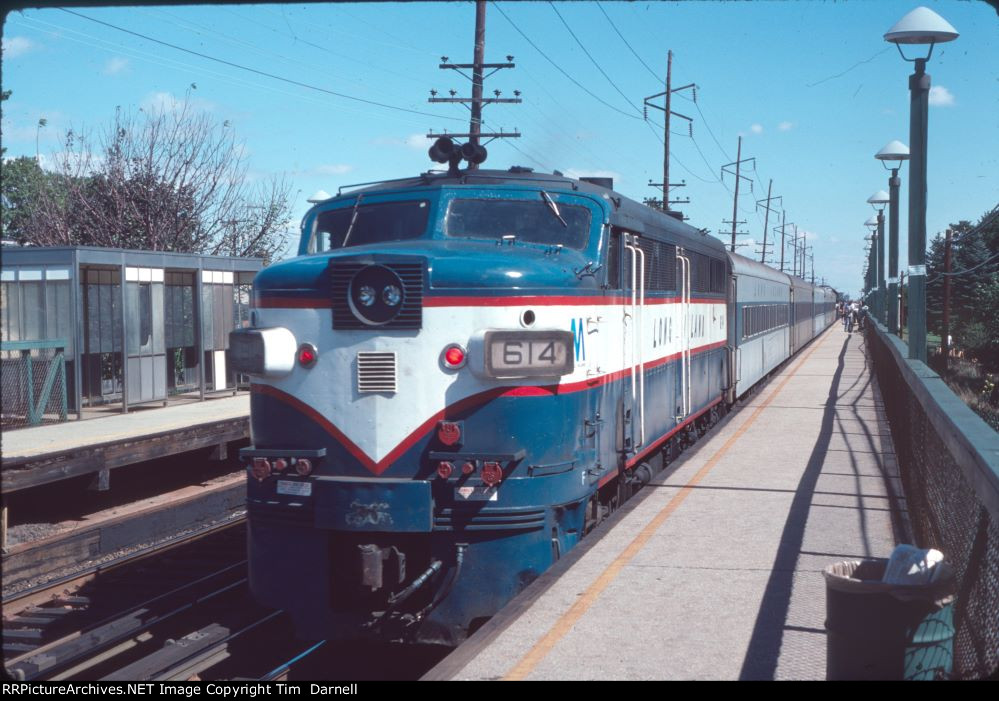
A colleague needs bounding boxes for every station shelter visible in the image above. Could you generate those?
[1,246,262,428]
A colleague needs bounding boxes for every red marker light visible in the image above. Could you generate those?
[251,457,271,481]
[442,344,466,369]
[273,458,288,472]
[481,461,503,487]
[437,461,454,479]
[437,421,461,446]
[295,458,313,476]
[298,343,318,368]
[461,461,476,476]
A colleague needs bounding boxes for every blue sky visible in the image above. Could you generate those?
[2,1,996,295]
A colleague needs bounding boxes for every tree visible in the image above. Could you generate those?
[29,95,292,261]
[1,156,47,243]
[927,206,999,371]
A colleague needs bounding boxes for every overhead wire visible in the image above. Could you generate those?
[14,15,435,130]
[595,2,661,84]
[59,9,464,123]
[926,250,999,284]
[547,2,643,118]
[492,2,642,121]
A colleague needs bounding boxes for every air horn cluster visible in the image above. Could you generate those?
[428,136,487,175]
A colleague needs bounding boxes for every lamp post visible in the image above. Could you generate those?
[867,191,890,324]
[865,217,879,314]
[884,6,958,362]
[875,140,909,335]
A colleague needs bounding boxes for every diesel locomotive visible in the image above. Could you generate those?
[230,147,836,645]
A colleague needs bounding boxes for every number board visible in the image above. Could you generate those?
[483,330,574,378]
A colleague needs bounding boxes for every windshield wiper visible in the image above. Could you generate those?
[540,190,568,228]
[341,193,365,247]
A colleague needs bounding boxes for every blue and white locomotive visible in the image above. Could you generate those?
[230,145,836,645]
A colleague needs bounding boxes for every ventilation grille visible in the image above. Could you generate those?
[357,352,397,393]
[330,260,423,329]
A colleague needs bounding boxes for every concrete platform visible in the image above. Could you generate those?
[428,325,907,681]
[1,394,249,493]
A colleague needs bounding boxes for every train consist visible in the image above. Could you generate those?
[230,152,837,645]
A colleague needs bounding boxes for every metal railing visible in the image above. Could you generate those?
[1,340,68,430]
[866,319,998,679]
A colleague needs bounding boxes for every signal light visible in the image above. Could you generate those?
[442,344,466,369]
[251,457,271,481]
[437,461,454,479]
[295,458,313,476]
[298,343,318,368]
[481,461,503,487]
[461,461,476,476]
[273,458,288,472]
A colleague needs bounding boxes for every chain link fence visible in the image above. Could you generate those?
[867,322,998,679]
[1,341,68,431]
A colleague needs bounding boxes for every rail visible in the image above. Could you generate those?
[865,318,998,679]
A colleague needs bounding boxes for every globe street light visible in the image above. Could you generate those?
[875,140,909,334]
[884,6,958,362]
[867,190,890,324]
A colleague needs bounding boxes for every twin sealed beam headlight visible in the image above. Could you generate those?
[348,265,405,325]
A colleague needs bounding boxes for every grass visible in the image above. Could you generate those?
[928,353,999,432]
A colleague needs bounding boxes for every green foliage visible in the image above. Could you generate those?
[926,206,999,373]
[1,156,47,243]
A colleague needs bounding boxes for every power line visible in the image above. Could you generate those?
[492,3,641,121]
[60,8,464,123]
[926,249,999,283]
[548,3,642,117]
[595,2,661,84]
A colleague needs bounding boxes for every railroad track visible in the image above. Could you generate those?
[2,518,449,681]
[2,520,259,680]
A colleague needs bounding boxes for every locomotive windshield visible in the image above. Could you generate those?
[312,200,430,252]
[444,197,590,249]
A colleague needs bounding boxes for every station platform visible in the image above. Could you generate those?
[427,325,908,681]
[1,394,249,494]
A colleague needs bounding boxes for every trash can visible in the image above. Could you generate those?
[824,558,955,680]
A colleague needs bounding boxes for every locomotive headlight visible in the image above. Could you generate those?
[382,284,402,306]
[348,265,407,325]
[358,285,377,307]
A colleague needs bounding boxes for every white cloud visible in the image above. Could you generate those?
[2,36,36,59]
[928,85,954,107]
[778,121,794,132]
[801,229,820,241]
[750,123,764,134]
[315,164,353,175]
[406,133,429,150]
[103,57,129,75]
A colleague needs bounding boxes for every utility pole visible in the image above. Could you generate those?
[721,136,754,252]
[942,227,952,371]
[644,50,694,211]
[756,179,781,264]
[646,179,689,213]
[779,212,793,273]
[791,225,805,277]
[428,1,521,168]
